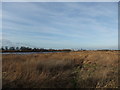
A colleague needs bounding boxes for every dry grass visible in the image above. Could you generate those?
[2,51,119,88]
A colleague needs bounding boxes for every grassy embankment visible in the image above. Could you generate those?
[2,51,119,88]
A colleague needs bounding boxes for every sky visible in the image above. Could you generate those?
[2,2,118,49]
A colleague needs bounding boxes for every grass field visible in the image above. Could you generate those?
[2,51,119,88]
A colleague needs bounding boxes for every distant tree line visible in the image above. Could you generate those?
[0,46,117,52]
[0,46,72,52]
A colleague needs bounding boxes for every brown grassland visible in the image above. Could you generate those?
[2,51,119,88]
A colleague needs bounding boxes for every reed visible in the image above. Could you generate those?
[2,51,118,88]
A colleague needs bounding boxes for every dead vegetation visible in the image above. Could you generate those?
[2,51,118,88]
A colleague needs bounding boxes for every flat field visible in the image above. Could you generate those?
[2,51,119,88]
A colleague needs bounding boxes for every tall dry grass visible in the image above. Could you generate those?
[2,51,118,88]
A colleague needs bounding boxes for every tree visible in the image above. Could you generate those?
[9,47,15,50]
[20,46,26,51]
[5,46,8,50]
[1,46,4,50]
[16,47,19,50]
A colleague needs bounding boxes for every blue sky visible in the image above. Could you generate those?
[2,2,118,49]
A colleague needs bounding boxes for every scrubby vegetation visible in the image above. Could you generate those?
[2,50,118,88]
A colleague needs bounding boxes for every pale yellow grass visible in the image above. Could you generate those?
[2,51,118,88]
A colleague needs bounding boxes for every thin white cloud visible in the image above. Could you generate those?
[2,2,118,49]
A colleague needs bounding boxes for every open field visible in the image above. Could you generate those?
[2,51,119,88]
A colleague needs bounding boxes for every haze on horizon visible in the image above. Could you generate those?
[2,2,118,50]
